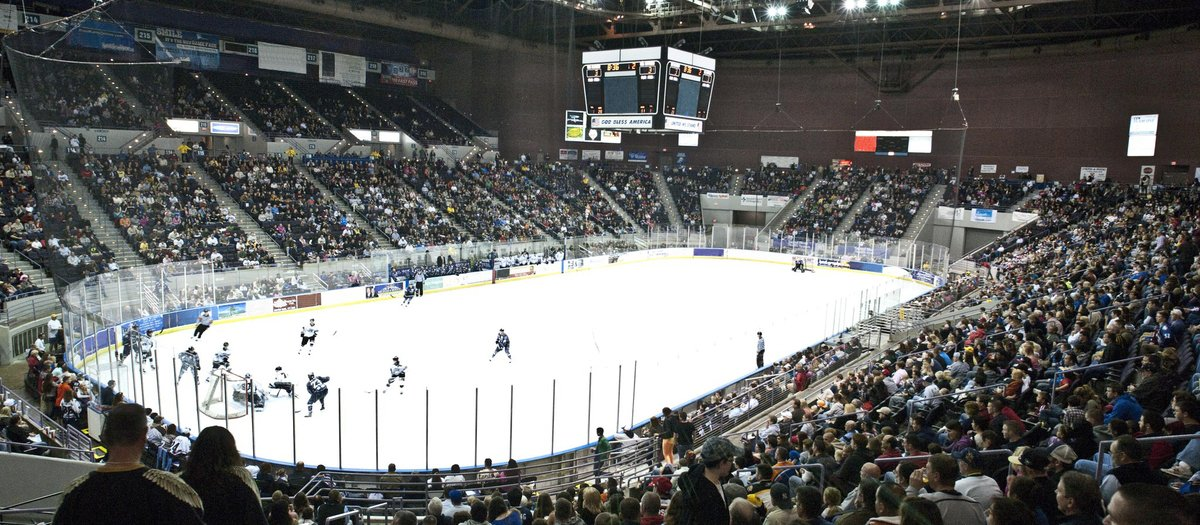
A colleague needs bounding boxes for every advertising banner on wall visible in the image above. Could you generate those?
[559,149,579,161]
[1080,167,1108,181]
[381,62,419,87]
[69,19,137,53]
[970,208,997,223]
[581,150,601,160]
[151,27,220,70]
[980,164,998,174]
[628,151,648,163]
[319,51,366,87]
[258,42,307,74]
[604,150,624,161]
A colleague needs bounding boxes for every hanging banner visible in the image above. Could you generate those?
[154,27,220,70]
[1079,167,1108,181]
[558,149,579,161]
[381,62,419,87]
[69,19,137,53]
[970,208,997,223]
[319,51,366,87]
[258,42,307,74]
[581,150,601,160]
[604,150,624,161]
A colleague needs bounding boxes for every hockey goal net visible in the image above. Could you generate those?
[200,371,252,420]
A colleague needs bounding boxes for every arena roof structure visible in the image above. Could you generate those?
[157,0,1200,60]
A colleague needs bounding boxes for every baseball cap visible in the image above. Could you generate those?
[1008,446,1051,471]
[770,483,793,510]
[952,447,982,468]
[1050,445,1078,465]
[701,436,739,464]
[448,489,464,504]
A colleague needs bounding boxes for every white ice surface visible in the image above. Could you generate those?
[88,258,930,470]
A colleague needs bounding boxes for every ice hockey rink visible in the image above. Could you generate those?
[88,257,932,470]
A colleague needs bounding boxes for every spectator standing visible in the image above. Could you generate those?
[180,426,268,525]
[51,403,204,524]
[675,436,738,525]
[46,313,62,354]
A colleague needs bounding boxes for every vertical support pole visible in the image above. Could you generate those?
[291,391,297,466]
[474,387,479,467]
[425,388,430,470]
[337,388,342,469]
[615,365,623,432]
[222,374,229,429]
[550,379,557,455]
[193,376,201,433]
[374,390,379,471]
[586,371,593,442]
[154,347,162,419]
[630,361,638,428]
[173,357,181,427]
[249,377,257,459]
[509,385,514,459]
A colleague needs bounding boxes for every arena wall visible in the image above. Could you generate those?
[422,34,1200,182]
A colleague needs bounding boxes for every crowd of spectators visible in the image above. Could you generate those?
[778,169,874,239]
[393,158,543,242]
[664,166,732,228]
[593,168,670,231]
[0,157,78,298]
[473,163,593,238]
[848,170,935,238]
[20,62,145,129]
[526,165,635,235]
[359,88,471,145]
[205,72,340,139]
[290,82,393,131]
[75,153,275,268]
[207,154,373,263]
[305,157,461,248]
[409,91,488,137]
[740,166,816,197]
[171,72,241,122]
[18,167,117,282]
[947,178,1036,210]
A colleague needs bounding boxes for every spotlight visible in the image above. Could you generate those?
[766,4,788,19]
[673,38,687,48]
[699,47,713,56]
[637,37,649,46]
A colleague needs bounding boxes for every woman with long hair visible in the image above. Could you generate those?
[534,493,554,521]
[180,426,268,524]
[579,487,603,525]
[487,494,521,525]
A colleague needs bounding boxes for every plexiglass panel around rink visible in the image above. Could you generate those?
[62,231,947,470]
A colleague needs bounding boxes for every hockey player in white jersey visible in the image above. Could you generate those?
[207,342,231,382]
[298,319,319,355]
[303,373,330,417]
[177,347,201,385]
[490,328,511,362]
[384,357,407,393]
[271,366,294,397]
[139,329,157,372]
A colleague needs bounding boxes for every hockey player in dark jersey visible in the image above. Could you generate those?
[490,328,511,362]
[792,257,813,273]
[303,373,330,417]
[177,347,201,385]
[385,357,406,393]
[402,285,416,307]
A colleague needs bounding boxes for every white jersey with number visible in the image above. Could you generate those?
[301,325,319,338]
[390,364,407,377]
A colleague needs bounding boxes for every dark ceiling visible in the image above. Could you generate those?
[152,0,1200,60]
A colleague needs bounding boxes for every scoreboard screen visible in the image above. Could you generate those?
[663,61,714,120]
[582,61,660,115]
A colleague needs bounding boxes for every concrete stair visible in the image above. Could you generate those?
[650,170,684,231]
[1007,185,1042,211]
[763,173,824,233]
[274,82,358,149]
[584,171,643,234]
[343,89,423,147]
[832,182,880,236]
[901,184,947,241]
[181,162,297,267]
[196,73,267,137]
[291,163,396,250]
[730,169,747,195]
[46,161,143,270]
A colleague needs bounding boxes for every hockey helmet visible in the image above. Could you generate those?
[275,366,283,371]
[308,373,315,379]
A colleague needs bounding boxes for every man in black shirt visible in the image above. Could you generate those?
[53,403,204,524]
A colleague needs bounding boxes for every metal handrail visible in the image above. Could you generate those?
[0,491,63,511]
[325,501,387,525]
[1093,433,1200,480]
[904,383,1011,417]
[0,438,91,456]
[1046,356,1143,405]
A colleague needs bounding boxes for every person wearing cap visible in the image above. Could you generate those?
[443,489,469,518]
[1098,434,1168,505]
[952,448,1002,514]
[676,436,739,525]
[1047,444,1078,485]
[763,483,795,525]
[908,453,985,525]
[1008,447,1061,523]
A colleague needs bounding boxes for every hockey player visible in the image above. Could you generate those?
[384,357,407,393]
[298,319,319,355]
[303,373,330,417]
[271,366,294,397]
[177,347,201,385]
[791,257,812,273]
[402,284,416,306]
[139,329,157,372]
[207,343,231,382]
[239,373,266,410]
[490,328,511,362]
[192,309,213,340]
[118,323,139,366]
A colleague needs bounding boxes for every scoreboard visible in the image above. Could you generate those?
[581,46,715,133]
[583,61,659,115]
